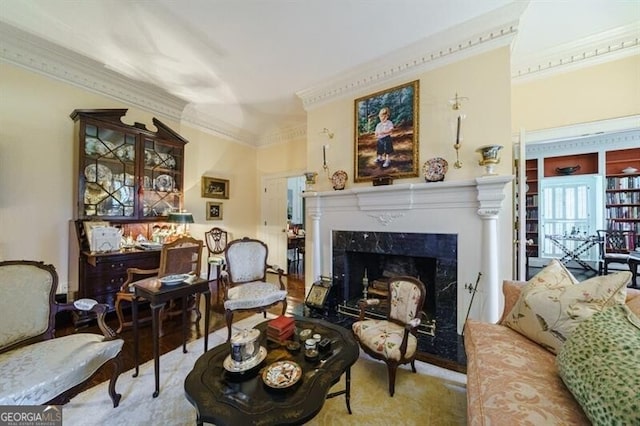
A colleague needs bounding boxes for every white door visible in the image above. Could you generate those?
[261,176,288,270]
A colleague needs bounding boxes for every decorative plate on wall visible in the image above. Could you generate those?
[331,170,348,190]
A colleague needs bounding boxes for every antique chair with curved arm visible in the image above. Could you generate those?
[114,235,204,334]
[222,237,287,341]
[597,229,636,275]
[0,260,123,407]
[352,276,426,397]
[205,227,229,304]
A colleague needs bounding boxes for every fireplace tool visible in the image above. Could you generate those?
[462,272,482,336]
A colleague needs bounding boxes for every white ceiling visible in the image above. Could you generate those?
[1,0,638,145]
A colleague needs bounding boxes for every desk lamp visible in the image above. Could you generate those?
[168,211,194,236]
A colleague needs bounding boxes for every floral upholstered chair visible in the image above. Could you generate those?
[352,276,426,396]
[0,260,123,406]
[222,237,287,341]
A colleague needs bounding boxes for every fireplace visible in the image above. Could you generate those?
[326,230,460,362]
[303,176,514,365]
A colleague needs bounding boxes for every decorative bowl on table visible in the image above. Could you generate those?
[555,165,580,175]
[159,274,190,285]
[262,360,302,389]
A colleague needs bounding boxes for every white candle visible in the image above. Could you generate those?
[456,115,461,145]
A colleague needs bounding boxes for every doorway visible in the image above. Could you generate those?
[260,173,306,275]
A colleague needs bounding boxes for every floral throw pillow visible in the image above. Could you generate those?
[503,259,630,354]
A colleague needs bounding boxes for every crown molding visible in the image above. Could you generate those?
[297,23,519,111]
[0,21,187,122]
[257,124,307,147]
[511,23,639,83]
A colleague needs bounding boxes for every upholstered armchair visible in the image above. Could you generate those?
[222,237,287,341]
[352,276,426,396]
[115,236,204,334]
[0,260,123,407]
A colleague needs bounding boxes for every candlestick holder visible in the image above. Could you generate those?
[450,93,467,169]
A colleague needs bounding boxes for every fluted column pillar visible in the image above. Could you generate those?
[476,175,512,323]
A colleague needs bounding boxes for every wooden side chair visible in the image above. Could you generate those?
[352,276,427,396]
[222,237,287,341]
[205,227,228,304]
[597,229,636,275]
[115,235,204,334]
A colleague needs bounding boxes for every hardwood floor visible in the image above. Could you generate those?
[56,270,306,400]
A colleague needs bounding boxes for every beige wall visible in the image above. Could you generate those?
[0,63,279,290]
[307,47,514,191]
[305,47,515,280]
[512,55,640,133]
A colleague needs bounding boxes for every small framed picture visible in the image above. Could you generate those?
[305,282,331,309]
[206,202,223,220]
[201,177,229,199]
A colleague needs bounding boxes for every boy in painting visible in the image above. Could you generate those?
[375,107,394,168]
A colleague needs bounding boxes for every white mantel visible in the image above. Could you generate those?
[303,175,514,333]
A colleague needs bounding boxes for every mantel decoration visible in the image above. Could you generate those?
[201,177,229,199]
[304,171,318,191]
[476,145,503,175]
[450,92,468,169]
[423,157,448,182]
[354,80,419,182]
[331,170,348,190]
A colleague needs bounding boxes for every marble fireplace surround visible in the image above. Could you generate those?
[303,175,514,333]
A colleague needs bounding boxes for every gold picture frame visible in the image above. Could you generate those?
[201,177,229,199]
[305,282,331,309]
[206,202,223,220]
[354,80,419,182]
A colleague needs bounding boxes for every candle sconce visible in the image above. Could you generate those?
[450,93,468,169]
[320,128,334,176]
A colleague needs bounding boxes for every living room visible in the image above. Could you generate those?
[1,1,638,424]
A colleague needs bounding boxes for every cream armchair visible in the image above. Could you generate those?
[0,260,124,407]
[222,237,287,341]
[352,276,426,397]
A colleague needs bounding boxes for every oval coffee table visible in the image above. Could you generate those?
[184,317,359,425]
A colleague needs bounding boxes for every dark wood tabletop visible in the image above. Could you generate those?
[184,316,359,426]
[132,277,212,398]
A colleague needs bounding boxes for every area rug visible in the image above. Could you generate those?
[62,315,467,425]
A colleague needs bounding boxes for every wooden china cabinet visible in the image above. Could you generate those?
[68,109,188,323]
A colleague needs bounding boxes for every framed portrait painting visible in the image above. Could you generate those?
[201,177,229,199]
[354,80,419,182]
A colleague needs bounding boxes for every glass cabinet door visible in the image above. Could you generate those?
[141,137,183,218]
[82,124,136,218]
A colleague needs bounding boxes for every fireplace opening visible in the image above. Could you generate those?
[338,251,437,335]
[323,230,463,365]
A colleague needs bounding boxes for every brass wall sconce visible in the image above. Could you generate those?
[450,93,468,169]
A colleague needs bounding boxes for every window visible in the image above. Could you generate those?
[540,175,603,261]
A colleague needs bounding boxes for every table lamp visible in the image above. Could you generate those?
[168,211,194,236]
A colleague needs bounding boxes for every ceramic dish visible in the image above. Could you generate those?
[622,167,638,175]
[262,360,302,389]
[331,170,348,190]
[159,274,190,285]
[155,174,174,191]
[84,164,113,186]
[555,165,580,175]
[223,346,267,373]
[422,158,448,182]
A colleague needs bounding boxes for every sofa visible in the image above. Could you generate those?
[464,262,640,425]
[0,260,124,406]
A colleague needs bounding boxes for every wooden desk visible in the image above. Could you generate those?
[132,277,212,397]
